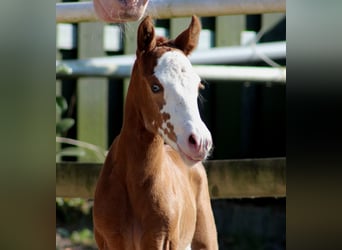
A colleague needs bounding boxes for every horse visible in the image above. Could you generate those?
[93,15,218,250]
[93,0,149,22]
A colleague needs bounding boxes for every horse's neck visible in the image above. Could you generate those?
[115,74,165,173]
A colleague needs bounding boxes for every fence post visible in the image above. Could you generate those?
[77,4,108,161]
[212,15,246,159]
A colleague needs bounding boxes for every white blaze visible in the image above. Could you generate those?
[154,50,211,157]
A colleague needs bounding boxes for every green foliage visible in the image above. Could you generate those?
[56,96,87,159]
[56,96,68,114]
[56,118,75,134]
[56,62,72,75]
[56,96,74,136]
[70,228,95,246]
[56,198,96,249]
[56,197,92,215]
[56,96,106,161]
[55,97,104,248]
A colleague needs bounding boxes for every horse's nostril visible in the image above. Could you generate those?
[188,134,202,152]
[189,134,197,146]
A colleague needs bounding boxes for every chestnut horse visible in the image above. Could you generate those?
[93,0,149,22]
[93,16,218,250]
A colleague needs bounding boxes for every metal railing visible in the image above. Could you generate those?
[56,0,286,23]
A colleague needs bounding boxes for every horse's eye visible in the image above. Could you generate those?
[151,84,161,93]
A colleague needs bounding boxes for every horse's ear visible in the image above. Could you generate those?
[174,16,201,55]
[137,16,156,54]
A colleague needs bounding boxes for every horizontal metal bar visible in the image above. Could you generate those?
[57,63,286,83]
[189,41,286,65]
[55,41,286,68]
[56,2,98,23]
[56,0,286,23]
[195,65,286,83]
[56,41,286,82]
[56,158,286,199]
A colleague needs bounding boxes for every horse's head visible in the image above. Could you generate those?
[133,16,212,166]
[93,0,149,22]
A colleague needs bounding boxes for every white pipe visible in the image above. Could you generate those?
[56,41,285,75]
[56,41,286,82]
[56,0,286,23]
[57,61,285,82]
[56,2,98,23]
[194,65,286,83]
[147,0,286,19]
[56,55,135,77]
[190,41,285,64]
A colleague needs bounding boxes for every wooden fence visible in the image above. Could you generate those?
[56,1,286,199]
[56,158,286,199]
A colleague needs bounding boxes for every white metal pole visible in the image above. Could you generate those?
[57,61,286,83]
[56,2,98,23]
[56,41,286,78]
[194,65,286,83]
[56,0,286,23]
[189,41,286,64]
[56,40,287,82]
[147,0,286,18]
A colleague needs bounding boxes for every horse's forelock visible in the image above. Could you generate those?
[156,36,168,45]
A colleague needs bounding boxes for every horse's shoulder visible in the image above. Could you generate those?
[189,162,208,188]
[95,137,128,215]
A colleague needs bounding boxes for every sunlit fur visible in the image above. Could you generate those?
[93,16,218,250]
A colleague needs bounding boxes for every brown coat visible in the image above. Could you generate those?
[93,16,218,250]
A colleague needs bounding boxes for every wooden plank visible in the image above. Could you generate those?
[56,158,286,199]
[170,17,190,39]
[56,162,100,198]
[77,7,108,161]
[216,15,245,47]
[205,158,286,199]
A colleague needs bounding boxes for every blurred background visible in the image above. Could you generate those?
[56,1,285,249]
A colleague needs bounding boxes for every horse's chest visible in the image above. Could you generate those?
[129,170,197,248]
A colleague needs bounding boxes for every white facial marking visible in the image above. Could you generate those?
[158,127,177,149]
[154,50,199,140]
[154,50,212,161]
